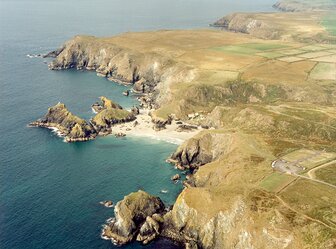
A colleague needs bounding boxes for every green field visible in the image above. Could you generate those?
[260,172,296,192]
[310,62,336,80]
[212,43,289,56]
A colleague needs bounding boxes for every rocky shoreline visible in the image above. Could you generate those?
[32,0,336,248]
[30,96,202,144]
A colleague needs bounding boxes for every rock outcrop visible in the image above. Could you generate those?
[29,102,97,142]
[150,112,172,131]
[91,96,136,134]
[101,190,165,245]
[170,132,234,169]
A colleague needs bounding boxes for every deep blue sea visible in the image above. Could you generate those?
[0,1,273,248]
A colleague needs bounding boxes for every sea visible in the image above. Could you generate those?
[0,1,273,248]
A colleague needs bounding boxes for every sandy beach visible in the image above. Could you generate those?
[110,109,202,145]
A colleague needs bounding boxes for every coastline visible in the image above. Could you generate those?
[109,109,203,145]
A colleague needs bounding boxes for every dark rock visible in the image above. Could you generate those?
[171,174,180,181]
[100,200,114,208]
[123,90,130,96]
[176,125,198,132]
[131,106,140,115]
[115,132,126,137]
[43,46,65,58]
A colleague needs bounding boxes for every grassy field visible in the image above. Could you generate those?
[310,62,336,80]
[279,178,336,229]
[315,163,336,185]
[212,43,288,56]
[260,172,296,192]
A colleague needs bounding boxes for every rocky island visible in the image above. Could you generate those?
[38,0,336,248]
[90,96,136,135]
[29,102,97,142]
[30,97,137,141]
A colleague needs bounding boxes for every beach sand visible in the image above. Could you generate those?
[111,109,202,145]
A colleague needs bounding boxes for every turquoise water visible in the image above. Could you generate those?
[0,0,273,248]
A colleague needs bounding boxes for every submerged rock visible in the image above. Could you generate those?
[29,102,97,142]
[100,200,114,208]
[171,174,180,181]
[101,190,165,245]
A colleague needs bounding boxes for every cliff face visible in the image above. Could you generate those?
[29,103,97,142]
[48,36,192,96]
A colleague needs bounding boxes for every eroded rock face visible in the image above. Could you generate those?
[102,190,165,245]
[29,102,97,142]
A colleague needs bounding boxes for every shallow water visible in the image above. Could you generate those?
[0,0,273,248]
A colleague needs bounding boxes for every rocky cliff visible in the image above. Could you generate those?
[29,102,97,142]
[101,190,165,245]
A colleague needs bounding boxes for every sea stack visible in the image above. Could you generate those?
[101,190,165,245]
[29,102,97,142]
